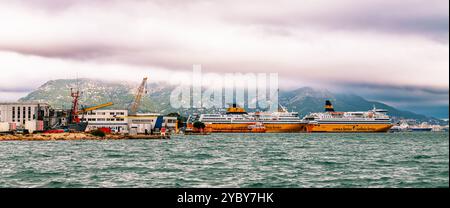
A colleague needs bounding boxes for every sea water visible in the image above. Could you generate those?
[0,132,448,188]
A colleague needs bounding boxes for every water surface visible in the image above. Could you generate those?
[0,132,448,188]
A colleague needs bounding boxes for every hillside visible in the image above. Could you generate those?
[280,87,430,120]
[19,79,435,122]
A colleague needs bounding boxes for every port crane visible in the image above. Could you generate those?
[69,88,114,123]
[78,102,114,115]
[115,77,157,120]
[117,76,178,133]
[129,77,148,115]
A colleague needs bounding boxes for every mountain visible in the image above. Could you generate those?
[19,79,438,122]
[280,87,431,121]
[19,79,177,114]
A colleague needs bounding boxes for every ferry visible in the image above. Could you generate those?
[188,104,307,133]
[409,122,433,132]
[303,100,393,133]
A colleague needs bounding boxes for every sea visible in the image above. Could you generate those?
[0,132,448,188]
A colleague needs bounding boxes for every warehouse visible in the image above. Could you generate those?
[0,102,50,133]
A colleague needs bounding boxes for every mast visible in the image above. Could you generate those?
[70,88,81,123]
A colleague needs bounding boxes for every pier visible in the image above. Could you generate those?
[0,133,170,141]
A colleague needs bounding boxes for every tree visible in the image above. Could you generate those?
[166,112,186,128]
[166,112,180,117]
[91,129,106,137]
[193,121,206,130]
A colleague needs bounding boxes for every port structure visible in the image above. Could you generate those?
[70,88,81,123]
[69,88,114,124]
[78,102,114,115]
[130,77,148,115]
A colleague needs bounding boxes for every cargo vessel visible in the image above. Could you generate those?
[304,100,393,133]
[188,104,307,133]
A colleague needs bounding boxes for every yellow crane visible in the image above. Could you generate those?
[130,77,148,115]
[77,102,114,114]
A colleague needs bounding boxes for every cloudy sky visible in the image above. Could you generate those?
[0,0,448,117]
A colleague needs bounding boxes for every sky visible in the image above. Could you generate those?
[0,0,448,117]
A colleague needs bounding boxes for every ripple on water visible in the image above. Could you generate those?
[413,155,433,159]
[0,132,448,188]
[194,153,215,160]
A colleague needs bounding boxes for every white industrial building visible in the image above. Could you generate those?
[1,103,179,134]
[0,102,50,132]
[81,109,129,133]
[127,113,178,134]
[81,111,177,134]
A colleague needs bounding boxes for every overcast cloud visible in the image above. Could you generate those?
[0,0,448,116]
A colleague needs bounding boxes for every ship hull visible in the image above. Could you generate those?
[67,122,89,132]
[264,123,307,133]
[204,123,307,133]
[306,123,393,133]
[410,128,432,132]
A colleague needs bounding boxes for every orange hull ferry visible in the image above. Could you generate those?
[187,104,308,133]
[186,101,393,133]
[303,100,393,133]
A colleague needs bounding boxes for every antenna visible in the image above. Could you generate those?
[76,72,79,91]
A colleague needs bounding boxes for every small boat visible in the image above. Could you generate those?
[409,122,433,132]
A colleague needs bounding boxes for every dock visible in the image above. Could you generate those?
[0,133,170,141]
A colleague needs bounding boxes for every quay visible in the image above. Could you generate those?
[0,133,170,141]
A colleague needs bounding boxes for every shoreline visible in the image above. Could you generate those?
[0,133,170,141]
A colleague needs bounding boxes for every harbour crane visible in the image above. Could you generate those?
[64,80,114,132]
[78,102,114,115]
[130,77,148,115]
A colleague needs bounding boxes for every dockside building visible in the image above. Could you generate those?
[0,102,50,132]
[81,109,129,133]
